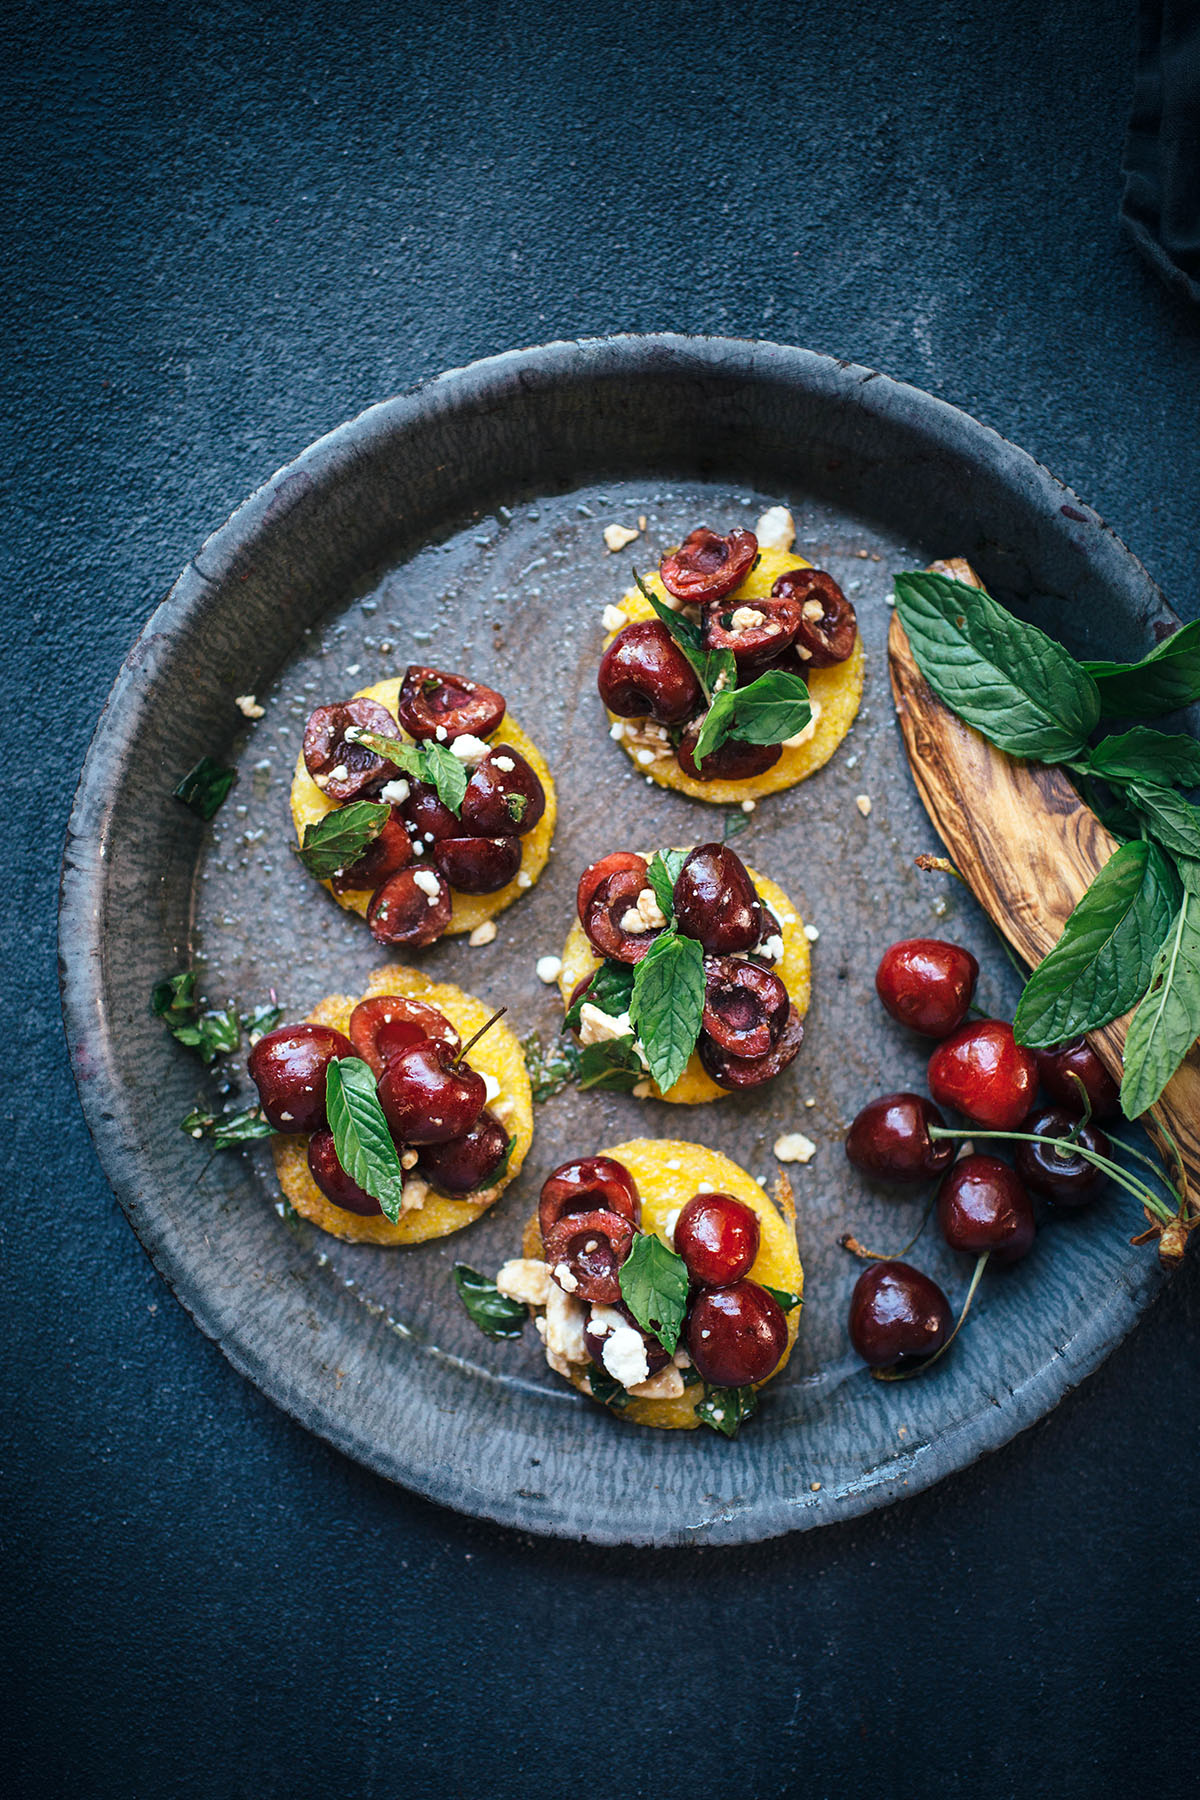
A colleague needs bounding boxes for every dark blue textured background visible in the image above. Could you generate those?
[6,2,1200,1794]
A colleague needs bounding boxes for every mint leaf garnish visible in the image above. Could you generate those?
[353,728,468,815]
[520,1030,581,1102]
[646,848,686,920]
[629,926,705,1093]
[1124,782,1200,863]
[1083,620,1200,718]
[696,1385,759,1437]
[762,1285,802,1313]
[691,668,810,765]
[325,1056,408,1223]
[240,1001,283,1042]
[1120,891,1200,1118]
[1083,728,1200,791]
[180,1104,274,1148]
[577,1035,642,1092]
[297,799,389,879]
[618,1232,690,1353]
[564,959,635,1032]
[152,972,243,1063]
[452,1265,528,1340]
[174,756,236,820]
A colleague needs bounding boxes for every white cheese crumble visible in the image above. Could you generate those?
[538,1284,588,1373]
[449,734,489,764]
[434,725,447,742]
[618,887,667,934]
[400,1149,419,1170]
[553,1262,579,1293]
[379,778,411,805]
[730,605,766,631]
[413,869,442,898]
[578,1002,633,1046]
[609,720,626,740]
[601,604,628,632]
[483,1072,501,1102]
[329,763,349,782]
[629,1366,686,1401]
[496,1258,551,1308]
[468,920,497,946]
[755,504,796,551]
[234,693,264,719]
[662,1206,681,1246]
[589,1305,650,1388]
[492,754,515,773]
[804,923,820,942]
[603,523,640,552]
[516,871,532,889]
[855,793,872,817]
[401,1175,429,1212]
[774,1131,817,1164]
[759,933,785,964]
[536,954,563,984]
[783,700,822,748]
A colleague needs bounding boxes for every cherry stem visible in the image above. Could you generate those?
[840,1190,936,1262]
[873,1251,990,1383]
[456,1006,508,1065]
[927,1125,1176,1224]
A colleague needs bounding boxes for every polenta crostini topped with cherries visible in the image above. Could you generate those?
[457,1139,803,1435]
[557,842,810,1104]
[248,965,532,1246]
[600,511,864,803]
[291,665,556,947]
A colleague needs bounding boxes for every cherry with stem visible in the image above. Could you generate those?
[872,1251,990,1384]
[454,1006,508,1066]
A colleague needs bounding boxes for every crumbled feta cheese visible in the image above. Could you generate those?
[553,1262,579,1293]
[495,1257,551,1309]
[759,933,785,964]
[855,793,872,817]
[741,798,755,813]
[632,1080,653,1098]
[434,725,447,742]
[601,604,628,632]
[516,871,532,889]
[662,1207,681,1246]
[543,1284,588,1367]
[536,954,563,985]
[492,756,516,777]
[449,734,490,764]
[578,1002,633,1046]
[609,720,626,740]
[673,1346,692,1369]
[665,1158,681,1171]
[589,1305,650,1388]
[629,1366,686,1401]
[635,748,656,767]
[805,1096,816,1108]
[483,1072,501,1102]
[468,920,497,946]
[801,598,826,621]
[400,1148,419,1169]
[783,701,822,748]
[730,605,766,631]
[755,504,796,551]
[235,693,264,719]
[696,1180,714,1194]
[619,887,667,933]
[413,869,442,898]
[279,1111,293,1123]
[191,1127,204,1139]
[804,923,820,942]
[330,763,349,782]
[774,1131,817,1164]
[401,1175,429,1212]
[379,778,411,805]
[603,523,640,552]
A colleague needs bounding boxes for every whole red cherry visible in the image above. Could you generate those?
[687,1281,788,1386]
[598,620,703,723]
[306,1128,383,1216]
[875,938,980,1038]
[1034,1039,1121,1121]
[672,844,763,954]
[347,996,459,1077]
[376,1040,486,1145]
[396,665,505,742]
[1014,1105,1110,1206]
[660,527,758,604]
[844,1093,955,1182]
[674,1192,761,1286]
[539,1156,642,1240]
[937,1154,1036,1262]
[248,1023,354,1133]
[541,1208,634,1305]
[848,1261,952,1368]
[928,1020,1038,1129]
[418,1111,511,1194]
[400,780,460,844]
[367,866,452,947]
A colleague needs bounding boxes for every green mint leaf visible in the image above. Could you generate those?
[354,729,468,816]
[297,799,389,879]
[633,570,737,702]
[1083,728,1200,792]
[691,669,810,764]
[505,791,528,825]
[629,926,706,1092]
[241,1001,284,1042]
[722,809,751,841]
[564,960,636,1032]
[1013,841,1179,1047]
[696,1385,759,1438]
[646,848,687,919]
[576,1035,642,1093]
[1120,891,1200,1117]
[1083,621,1200,718]
[452,1265,528,1340]
[194,1006,241,1064]
[1123,782,1200,862]
[618,1232,690,1353]
[174,756,236,820]
[893,571,1100,760]
[520,1030,581,1102]
[762,1285,802,1313]
[153,972,242,1062]
[152,971,197,1023]
[585,1363,632,1409]
[325,1056,408,1223]
[181,1104,274,1147]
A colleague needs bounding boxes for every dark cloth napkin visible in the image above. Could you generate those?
[1122,0,1200,302]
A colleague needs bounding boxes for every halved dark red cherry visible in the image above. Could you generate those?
[687,1280,787,1386]
[376,1040,486,1145]
[660,527,758,604]
[699,1004,804,1090]
[676,720,783,783]
[538,1155,642,1241]
[577,852,648,921]
[937,1154,1036,1262]
[306,1128,383,1216]
[581,865,661,963]
[844,1093,954,1181]
[248,1023,354,1133]
[302,697,401,802]
[329,807,413,895]
[848,1261,951,1368]
[541,1208,634,1305]
[1034,1039,1121,1121]
[772,568,857,667]
[459,746,546,837]
[702,957,789,1058]
[598,620,703,723]
[367,867,453,947]
[418,1111,511,1194]
[1014,1105,1110,1206]
[928,1021,1038,1131]
[400,780,460,844]
[672,844,763,953]
[347,996,460,1077]
[702,592,802,669]
[583,1302,671,1379]
[396,665,505,742]
[432,834,522,894]
[674,1192,760,1286]
[875,938,980,1039]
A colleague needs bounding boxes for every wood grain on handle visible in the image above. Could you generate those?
[887,607,1200,1204]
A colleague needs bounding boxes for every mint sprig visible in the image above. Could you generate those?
[696,1385,759,1437]
[353,728,468,815]
[618,1232,690,1353]
[452,1265,528,1340]
[1119,892,1200,1120]
[174,755,236,820]
[181,1104,274,1148]
[629,926,706,1092]
[1083,620,1200,718]
[325,1056,408,1222]
[646,848,686,919]
[297,799,389,879]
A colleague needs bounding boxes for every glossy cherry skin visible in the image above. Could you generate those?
[581,865,661,963]
[459,745,546,837]
[306,1128,383,1216]
[676,720,783,783]
[541,1208,634,1305]
[583,1302,671,1379]
[772,568,857,667]
[367,866,453,947]
[400,780,460,845]
[432,834,522,894]
[1034,1039,1121,1121]
[848,1261,952,1369]
[875,938,980,1038]
[1014,1106,1110,1206]
[928,1020,1038,1130]
[576,852,648,922]
[396,665,505,742]
[598,620,703,724]
[703,592,802,670]
[674,1192,761,1286]
[417,1110,510,1194]
[844,1093,955,1182]
[702,957,789,1059]
[937,1154,1036,1262]
[248,1023,354,1133]
[539,1155,642,1241]
[347,996,459,1077]
[329,806,413,895]
[302,697,400,802]
[660,527,758,604]
[672,844,763,953]
[687,1281,788,1386]
[699,1005,804,1090]
[376,1040,486,1145]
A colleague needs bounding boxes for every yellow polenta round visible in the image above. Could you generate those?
[289,677,557,935]
[522,1138,802,1431]
[556,866,809,1105]
[272,964,532,1246]
[605,545,864,803]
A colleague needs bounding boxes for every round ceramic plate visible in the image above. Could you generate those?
[61,336,1181,1546]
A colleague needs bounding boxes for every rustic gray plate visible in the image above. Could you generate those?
[60,336,1181,1546]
